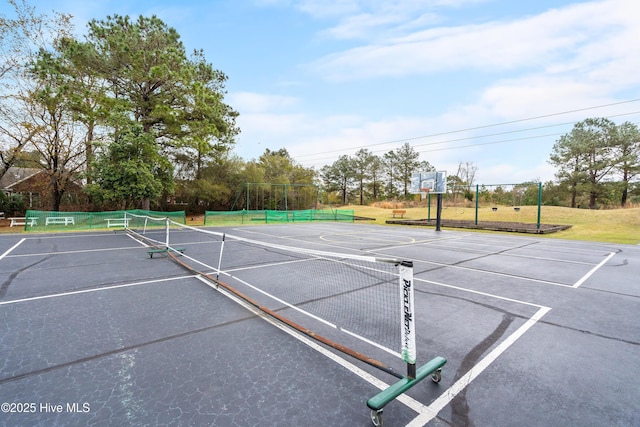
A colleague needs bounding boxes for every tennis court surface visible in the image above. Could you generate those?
[1,222,638,426]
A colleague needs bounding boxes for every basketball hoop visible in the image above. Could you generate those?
[419,179,435,195]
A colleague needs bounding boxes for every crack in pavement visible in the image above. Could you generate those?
[0,256,52,300]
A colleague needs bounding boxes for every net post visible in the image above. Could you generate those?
[407,363,416,379]
[216,233,226,281]
[475,184,479,226]
[537,182,542,229]
[165,217,170,249]
[400,260,416,378]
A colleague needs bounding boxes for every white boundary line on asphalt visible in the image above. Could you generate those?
[0,275,195,306]
[572,251,616,288]
[406,306,552,426]
[0,238,25,261]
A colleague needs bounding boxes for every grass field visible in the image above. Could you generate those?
[350,204,640,245]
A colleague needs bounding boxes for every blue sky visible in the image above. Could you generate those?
[8,0,640,184]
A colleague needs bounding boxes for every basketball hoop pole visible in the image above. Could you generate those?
[424,188,442,231]
[436,193,443,231]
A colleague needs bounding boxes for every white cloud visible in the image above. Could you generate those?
[233,110,367,161]
[261,0,489,41]
[319,11,441,41]
[479,162,556,185]
[478,77,611,120]
[228,92,300,113]
[287,0,490,20]
[309,0,636,81]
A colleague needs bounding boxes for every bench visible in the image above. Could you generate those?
[147,247,185,258]
[392,209,406,218]
[107,217,130,228]
[45,216,75,226]
[10,217,38,227]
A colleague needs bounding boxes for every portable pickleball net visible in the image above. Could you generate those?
[124,212,446,426]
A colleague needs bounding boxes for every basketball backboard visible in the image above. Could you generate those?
[410,171,447,194]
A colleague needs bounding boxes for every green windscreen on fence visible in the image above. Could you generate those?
[204,209,354,225]
[23,209,186,232]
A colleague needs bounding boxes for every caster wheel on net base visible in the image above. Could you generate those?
[431,368,442,383]
[371,409,383,426]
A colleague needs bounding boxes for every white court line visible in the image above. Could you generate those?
[0,275,195,306]
[572,252,616,288]
[364,244,574,288]
[127,232,150,247]
[1,232,214,258]
[22,232,126,240]
[414,276,546,309]
[0,238,25,261]
[5,245,146,258]
[233,227,466,253]
[320,232,417,245]
[406,306,551,427]
[411,242,598,266]
[373,232,617,265]
[373,245,617,289]
[413,257,571,287]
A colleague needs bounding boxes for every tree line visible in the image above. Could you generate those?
[1,2,638,214]
[320,143,434,205]
[548,118,640,208]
